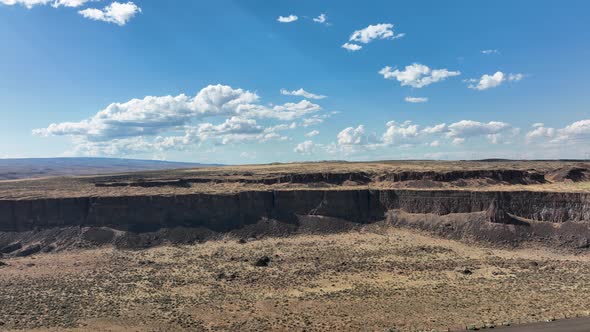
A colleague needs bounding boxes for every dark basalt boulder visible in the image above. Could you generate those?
[254,255,271,267]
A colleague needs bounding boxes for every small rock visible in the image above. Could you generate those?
[0,261,7,267]
[138,260,156,265]
[237,238,247,244]
[216,272,238,280]
[459,267,473,275]
[254,255,271,267]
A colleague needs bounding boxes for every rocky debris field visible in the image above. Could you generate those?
[1,226,590,332]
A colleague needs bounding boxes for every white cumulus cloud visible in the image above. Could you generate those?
[277,14,298,23]
[379,63,461,88]
[341,43,362,51]
[382,121,420,146]
[78,1,141,26]
[446,120,513,143]
[33,84,325,156]
[342,23,403,52]
[467,71,524,90]
[467,71,504,90]
[526,120,590,144]
[349,23,404,44]
[294,140,315,154]
[422,123,447,134]
[337,125,368,145]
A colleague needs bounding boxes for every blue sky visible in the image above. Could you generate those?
[1,0,589,163]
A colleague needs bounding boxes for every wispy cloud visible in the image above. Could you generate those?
[0,0,91,8]
[305,130,320,137]
[481,49,500,55]
[313,13,327,24]
[405,97,428,103]
[281,88,326,100]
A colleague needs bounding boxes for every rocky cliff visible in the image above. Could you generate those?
[1,189,589,233]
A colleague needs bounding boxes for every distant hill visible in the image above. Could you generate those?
[0,157,219,180]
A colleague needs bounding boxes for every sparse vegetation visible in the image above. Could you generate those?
[1,227,590,331]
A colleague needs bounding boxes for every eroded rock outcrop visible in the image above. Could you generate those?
[0,189,589,251]
[546,167,590,182]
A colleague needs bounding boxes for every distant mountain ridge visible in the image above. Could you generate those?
[0,157,219,180]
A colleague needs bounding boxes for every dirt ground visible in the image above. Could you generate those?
[2,226,590,332]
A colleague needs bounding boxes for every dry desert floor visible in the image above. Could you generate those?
[2,226,590,332]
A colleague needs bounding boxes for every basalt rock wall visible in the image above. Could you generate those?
[0,190,589,233]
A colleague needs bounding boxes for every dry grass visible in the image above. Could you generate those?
[1,160,589,199]
[2,227,590,331]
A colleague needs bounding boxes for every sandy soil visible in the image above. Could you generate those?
[2,226,590,332]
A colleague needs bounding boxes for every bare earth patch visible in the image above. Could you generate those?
[2,227,590,331]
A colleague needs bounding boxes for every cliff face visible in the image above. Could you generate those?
[1,189,589,233]
[93,169,546,187]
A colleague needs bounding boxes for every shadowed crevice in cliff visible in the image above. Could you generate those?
[486,197,530,226]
